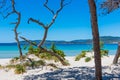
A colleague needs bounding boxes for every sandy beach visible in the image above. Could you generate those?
[1,55,120,80]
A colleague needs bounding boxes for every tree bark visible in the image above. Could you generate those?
[38,28,48,47]
[113,42,120,64]
[14,12,23,59]
[88,0,102,80]
[11,0,23,59]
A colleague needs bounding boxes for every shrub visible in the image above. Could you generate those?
[50,43,66,58]
[0,64,2,69]
[39,53,52,60]
[56,50,66,59]
[10,57,19,63]
[28,45,34,54]
[75,54,82,61]
[34,60,45,67]
[101,50,109,57]
[75,51,87,61]
[85,57,91,62]
[14,64,26,74]
[6,64,16,69]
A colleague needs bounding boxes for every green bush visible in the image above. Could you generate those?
[39,43,66,62]
[5,64,16,69]
[85,57,91,62]
[101,50,109,57]
[0,64,2,69]
[14,64,26,74]
[34,60,45,67]
[10,57,19,63]
[55,50,66,59]
[39,53,52,60]
[28,45,34,54]
[75,51,87,61]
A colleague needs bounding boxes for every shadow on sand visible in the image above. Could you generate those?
[23,66,120,80]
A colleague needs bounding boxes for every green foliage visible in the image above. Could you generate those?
[0,64,2,69]
[51,43,56,52]
[99,41,109,57]
[85,57,91,62]
[39,43,66,62]
[27,45,41,56]
[75,51,87,61]
[23,62,31,67]
[28,45,34,54]
[39,53,52,60]
[6,64,16,69]
[10,57,19,63]
[23,45,27,50]
[14,64,26,74]
[51,43,66,58]
[101,50,109,57]
[55,50,66,59]
[34,60,45,67]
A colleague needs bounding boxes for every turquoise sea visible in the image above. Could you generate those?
[0,44,118,58]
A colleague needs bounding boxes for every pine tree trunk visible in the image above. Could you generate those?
[113,42,120,64]
[88,0,102,80]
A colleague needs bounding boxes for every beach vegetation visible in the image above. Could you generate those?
[101,50,109,57]
[10,57,19,63]
[99,41,109,57]
[85,57,91,62]
[5,64,16,69]
[23,58,45,69]
[47,63,58,69]
[50,43,66,59]
[14,64,26,74]
[33,60,45,67]
[0,64,2,69]
[28,45,34,54]
[75,50,87,61]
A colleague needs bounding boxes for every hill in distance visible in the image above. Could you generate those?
[19,36,120,44]
[1,36,120,45]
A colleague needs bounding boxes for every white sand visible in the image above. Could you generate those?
[0,55,116,80]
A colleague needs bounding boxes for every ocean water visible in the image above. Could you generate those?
[0,44,118,58]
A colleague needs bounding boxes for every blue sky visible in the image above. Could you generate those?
[0,0,120,43]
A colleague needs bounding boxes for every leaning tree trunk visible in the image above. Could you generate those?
[11,0,23,59]
[88,0,102,80]
[113,42,120,64]
[38,28,48,47]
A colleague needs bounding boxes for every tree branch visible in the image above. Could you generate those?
[47,0,71,28]
[44,0,55,15]
[38,28,48,47]
[20,36,37,46]
[101,0,120,14]
[28,18,46,28]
